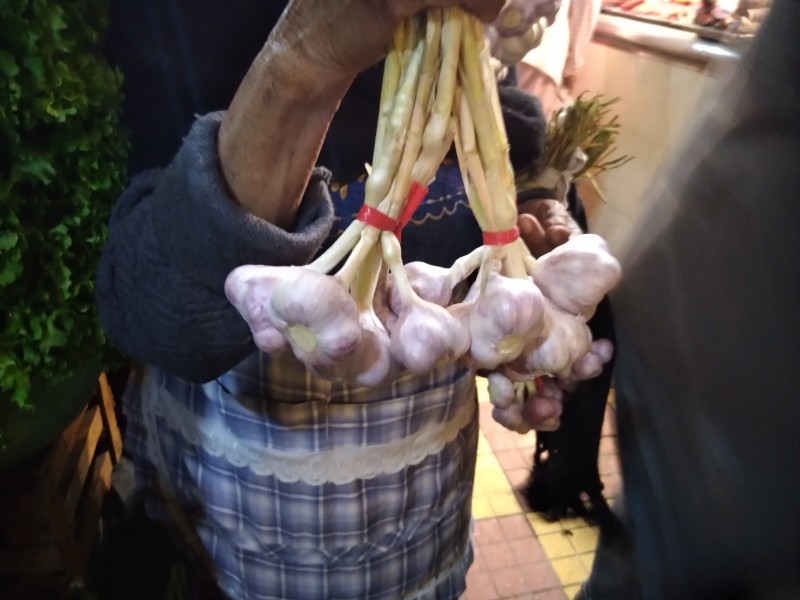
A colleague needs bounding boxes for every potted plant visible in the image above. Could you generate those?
[0,0,128,470]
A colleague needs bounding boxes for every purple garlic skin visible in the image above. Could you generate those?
[225,265,287,354]
[252,327,287,355]
[492,402,531,435]
[225,265,281,330]
[389,262,453,310]
[467,273,546,370]
[390,300,470,374]
[589,338,614,364]
[352,311,398,387]
[313,312,397,387]
[523,377,563,431]
[520,299,592,378]
[533,234,622,317]
[558,338,615,389]
[525,395,562,431]
[488,372,517,409]
[268,268,362,367]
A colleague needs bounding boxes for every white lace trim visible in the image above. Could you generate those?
[140,370,475,485]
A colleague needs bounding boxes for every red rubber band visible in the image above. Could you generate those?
[394,182,429,242]
[397,182,429,230]
[482,226,520,246]
[357,204,397,231]
[534,377,545,395]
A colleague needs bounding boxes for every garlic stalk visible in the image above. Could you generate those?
[388,245,483,310]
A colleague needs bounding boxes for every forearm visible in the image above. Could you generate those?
[218,21,353,229]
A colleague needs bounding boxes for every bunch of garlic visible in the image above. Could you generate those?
[225,8,622,420]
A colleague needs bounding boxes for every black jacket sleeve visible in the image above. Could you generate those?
[95,112,334,382]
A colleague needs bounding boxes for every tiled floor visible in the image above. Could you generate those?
[463,378,621,600]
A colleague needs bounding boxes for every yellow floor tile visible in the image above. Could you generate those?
[477,432,492,456]
[476,376,490,404]
[475,452,503,471]
[512,430,537,448]
[468,375,618,597]
[472,495,494,520]
[580,552,595,572]
[489,491,522,516]
[481,471,511,494]
[550,556,589,586]
[526,512,563,535]
[538,532,577,560]
[568,527,599,554]
[559,516,589,532]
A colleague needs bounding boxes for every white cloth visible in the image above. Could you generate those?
[521,0,603,86]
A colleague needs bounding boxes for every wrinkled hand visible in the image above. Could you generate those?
[517,199,583,258]
[276,0,505,84]
[492,0,561,37]
[220,0,503,228]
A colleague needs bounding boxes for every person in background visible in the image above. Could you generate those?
[508,0,617,533]
[578,0,800,597]
[95,1,575,598]
[516,0,603,118]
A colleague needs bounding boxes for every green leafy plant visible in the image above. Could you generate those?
[542,93,633,181]
[0,0,128,409]
[516,93,633,201]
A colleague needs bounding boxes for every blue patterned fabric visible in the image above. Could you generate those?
[325,162,483,269]
[125,164,484,599]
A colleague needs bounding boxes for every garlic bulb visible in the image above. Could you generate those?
[490,375,564,433]
[514,298,592,378]
[268,268,363,367]
[558,338,615,388]
[522,377,563,431]
[492,402,531,435]
[354,311,399,386]
[531,234,622,317]
[488,372,517,409]
[252,327,287,355]
[390,299,470,374]
[313,311,397,387]
[466,273,546,370]
[225,265,287,354]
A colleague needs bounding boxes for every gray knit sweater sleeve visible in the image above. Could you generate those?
[95,112,334,382]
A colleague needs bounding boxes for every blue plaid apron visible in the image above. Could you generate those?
[124,164,485,600]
